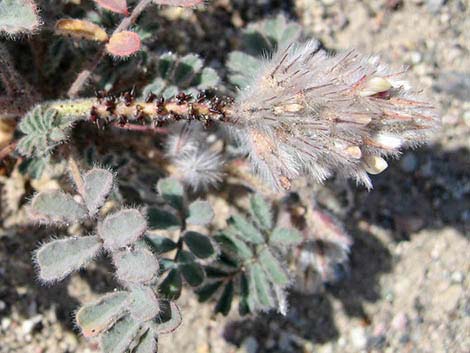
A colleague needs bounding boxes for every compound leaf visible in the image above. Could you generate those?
[128,286,160,323]
[177,250,205,287]
[196,281,223,302]
[259,248,289,287]
[82,168,114,216]
[100,315,142,353]
[145,234,177,254]
[30,190,88,224]
[147,207,181,230]
[270,227,303,247]
[114,248,159,285]
[155,301,182,335]
[134,329,158,353]
[229,215,264,244]
[214,280,234,316]
[186,200,214,226]
[183,231,215,259]
[99,209,147,251]
[157,177,184,211]
[35,236,102,282]
[76,291,128,338]
[159,268,182,300]
[249,194,272,230]
[0,0,41,36]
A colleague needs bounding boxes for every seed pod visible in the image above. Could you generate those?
[363,155,388,175]
[55,19,108,42]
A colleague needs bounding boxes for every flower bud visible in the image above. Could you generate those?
[363,155,388,175]
[359,77,393,97]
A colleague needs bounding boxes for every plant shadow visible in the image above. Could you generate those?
[0,226,119,333]
[221,142,469,351]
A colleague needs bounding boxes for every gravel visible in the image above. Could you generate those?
[0,1,468,353]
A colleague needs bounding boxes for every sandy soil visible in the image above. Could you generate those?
[0,1,468,353]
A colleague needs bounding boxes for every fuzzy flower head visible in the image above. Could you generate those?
[173,148,224,191]
[233,41,439,190]
[166,123,224,191]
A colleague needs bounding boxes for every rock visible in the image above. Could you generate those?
[441,285,462,312]
[278,332,294,352]
[463,111,470,127]
[427,0,446,13]
[239,337,258,353]
[1,317,11,330]
[400,153,418,173]
[391,312,409,331]
[450,271,464,284]
[441,114,459,125]
[410,51,423,64]
[433,72,470,101]
[350,326,368,349]
[368,335,386,349]
[21,315,43,335]
[317,343,334,353]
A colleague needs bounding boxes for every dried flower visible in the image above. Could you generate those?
[232,41,439,190]
[165,122,201,157]
[166,123,224,191]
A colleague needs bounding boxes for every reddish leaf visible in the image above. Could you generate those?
[153,0,204,7]
[94,0,128,15]
[106,31,141,57]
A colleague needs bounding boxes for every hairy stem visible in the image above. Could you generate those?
[45,95,235,126]
[67,0,153,98]
[0,44,40,109]
[68,155,85,196]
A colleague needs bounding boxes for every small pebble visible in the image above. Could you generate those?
[1,317,11,330]
[463,111,470,127]
[21,315,43,335]
[442,114,459,125]
[368,335,386,349]
[427,0,446,13]
[410,51,423,64]
[391,312,409,331]
[400,153,418,173]
[350,326,368,349]
[451,271,464,284]
[441,285,462,312]
[240,336,258,353]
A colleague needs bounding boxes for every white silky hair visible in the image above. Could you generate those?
[165,122,224,191]
[232,40,439,190]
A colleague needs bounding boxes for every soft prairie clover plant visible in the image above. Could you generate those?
[197,194,304,316]
[0,1,440,353]
[17,40,438,190]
